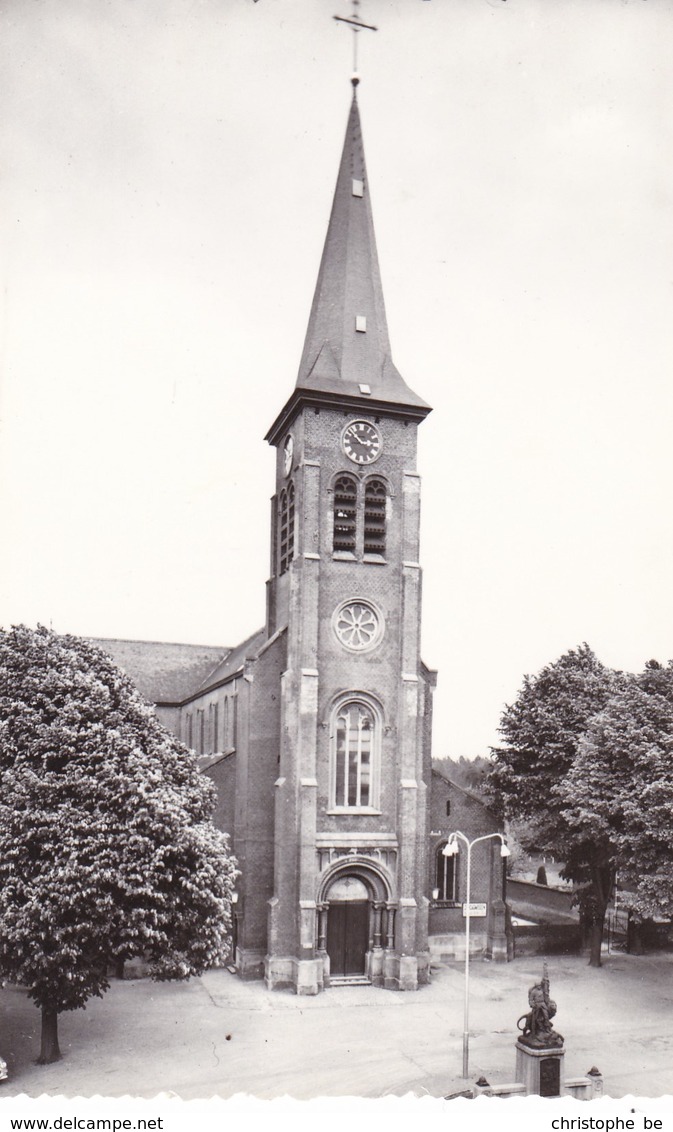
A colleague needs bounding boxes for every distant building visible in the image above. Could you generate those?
[92,81,508,994]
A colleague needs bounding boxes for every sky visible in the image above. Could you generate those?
[2,0,673,760]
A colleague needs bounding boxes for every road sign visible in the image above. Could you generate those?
[463,902,487,918]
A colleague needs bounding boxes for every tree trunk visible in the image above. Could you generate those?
[586,861,615,968]
[588,919,604,967]
[627,917,644,955]
[37,1005,62,1064]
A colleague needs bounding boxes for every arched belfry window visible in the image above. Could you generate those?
[435,842,458,903]
[288,482,295,555]
[278,482,295,575]
[333,475,357,554]
[330,696,381,811]
[364,478,386,555]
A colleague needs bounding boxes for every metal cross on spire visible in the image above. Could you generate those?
[333,0,377,82]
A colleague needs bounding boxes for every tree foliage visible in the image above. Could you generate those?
[488,644,620,965]
[0,625,237,1062]
[489,644,618,837]
[561,664,673,922]
[434,754,491,796]
[490,646,673,966]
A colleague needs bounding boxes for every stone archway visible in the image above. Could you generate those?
[317,860,396,986]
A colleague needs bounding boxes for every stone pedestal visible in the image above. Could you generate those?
[516,1040,565,1097]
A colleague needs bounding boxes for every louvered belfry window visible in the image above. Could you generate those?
[364,478,386,555]
[333,475,357,553]
[287,482,295,557]
[279,482,295,575]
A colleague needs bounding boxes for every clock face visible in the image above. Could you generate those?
[283,435,294,476]
[342,420,381,465]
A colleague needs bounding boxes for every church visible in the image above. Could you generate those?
[94,79,508,995]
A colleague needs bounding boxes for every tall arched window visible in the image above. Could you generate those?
[278,482,295,574]
[333,475,357,553]
[364,478,386,555]
[331,697,381,810]
[223,697,230,748]
[211,702,219,753]
[435,842,458,903]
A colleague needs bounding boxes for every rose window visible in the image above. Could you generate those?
[333,600,383,652]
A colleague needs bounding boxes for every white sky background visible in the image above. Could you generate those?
[2,0,672,760]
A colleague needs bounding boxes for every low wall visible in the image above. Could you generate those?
[507,878,581,956]
[507,878,576,922]
[512,922,582,957]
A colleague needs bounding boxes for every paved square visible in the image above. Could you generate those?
[2,954,673,1100]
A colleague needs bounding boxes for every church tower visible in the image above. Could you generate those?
[263,80,436,994]
[93,74,506,990]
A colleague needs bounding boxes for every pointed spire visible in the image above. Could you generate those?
[266,86,430,445]
[297,86,428,408]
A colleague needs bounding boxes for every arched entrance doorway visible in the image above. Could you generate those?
[325,874,370,979]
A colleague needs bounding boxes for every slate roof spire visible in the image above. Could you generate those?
[266,82,430,445]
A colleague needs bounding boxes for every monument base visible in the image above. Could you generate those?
[515,1039,565,1097]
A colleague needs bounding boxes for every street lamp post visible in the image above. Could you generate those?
[442,830,510,1078]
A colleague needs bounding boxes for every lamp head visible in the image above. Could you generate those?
[500,843,510,858]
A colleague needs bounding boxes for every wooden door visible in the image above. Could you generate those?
[326,901,369,976]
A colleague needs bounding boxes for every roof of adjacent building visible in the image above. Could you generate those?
[192,626,269,696]
[89,638,230,705]
[432,763,494,811]
[266,85,431,444]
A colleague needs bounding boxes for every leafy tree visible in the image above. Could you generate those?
[561,672,673,924]
[0,625,237,1064]
[488,644,620,966]
[637,657,673,702]
[434,755,491,796]
[499,820,536,878]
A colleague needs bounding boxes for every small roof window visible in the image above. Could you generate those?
[359,383,371,395]
[355,315,367,333]
[352,179,364,197]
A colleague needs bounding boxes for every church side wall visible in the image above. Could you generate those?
[156,704,180,732]
[428,776,501,939]
[205,754,237,841]
[234,634,286,978]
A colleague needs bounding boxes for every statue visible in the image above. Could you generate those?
[517,963,563,1048]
